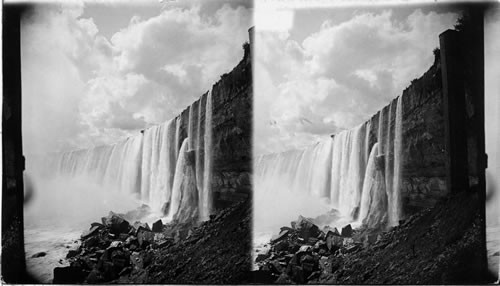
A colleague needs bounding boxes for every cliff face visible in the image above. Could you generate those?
[176,43,252,211]
[362,57,447,218]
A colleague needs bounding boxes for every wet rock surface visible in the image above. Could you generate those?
[254,191,489,284]
[55,199,251,284]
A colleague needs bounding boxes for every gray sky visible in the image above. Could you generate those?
[254,3,460,155]
[21,0,252,154]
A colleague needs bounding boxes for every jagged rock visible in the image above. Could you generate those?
[119,233,129,241]
[274,240,289,252]
[314,240,326,250]
[53,266,87,283]
[323,226,340,236]
[271,229,289,243]
[66,249,80,259]
[133,221,151,234]
[137,229,154,248]
[326,231,343,251]
[102,212,131,235]
[307,237,319,245]
[294,216,320,240]
[91,222,105,229]
[341,224,353,237]
[31,251,47,258]
[297,245,312,254]
[82,225,102,239]
[83,236,99,248]
[107,240,123,249]
[152,219,163,232]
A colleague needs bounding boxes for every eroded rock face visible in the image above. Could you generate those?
[362,59,446,218]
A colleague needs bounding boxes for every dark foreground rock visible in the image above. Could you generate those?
[255,191,490,284]
[56,199,251,284]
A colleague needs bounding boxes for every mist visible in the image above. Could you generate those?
[24,171,141,230]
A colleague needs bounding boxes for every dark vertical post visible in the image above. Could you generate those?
[2,5,28,283]
[467,7,487,280]
[439,30,470,194]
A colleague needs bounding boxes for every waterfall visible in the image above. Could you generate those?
[392,96,403,226]
[168,138,189,219]
[28,93,214,223]
[201,91,213,221]
[256,97,404,230]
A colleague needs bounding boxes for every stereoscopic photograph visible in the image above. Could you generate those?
[1,0,499,284]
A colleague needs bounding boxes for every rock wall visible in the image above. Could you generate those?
[176,42,252,211]
[364,24,483,218]
[363,55,447,217]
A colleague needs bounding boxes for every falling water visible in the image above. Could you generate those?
[201,91,213,221]
[392,96,403,226]
[29,94,214,223]
[255,97,404,230]
[168,138,189,219]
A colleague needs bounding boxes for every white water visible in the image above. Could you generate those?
[254,96,404,236]
[25,93,214,282]
[28,93,213,221]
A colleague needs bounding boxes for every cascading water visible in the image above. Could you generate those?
[255,96,404,232]
[28,93,214,223]
[202,91,213,221]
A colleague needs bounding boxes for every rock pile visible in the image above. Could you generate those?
[254,215,364,284]
[53,211,171,284]
[54,199,251,284]
[254,191,490,284]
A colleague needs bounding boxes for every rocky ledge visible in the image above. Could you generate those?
[53,199,251,284]
[253,191,492,284]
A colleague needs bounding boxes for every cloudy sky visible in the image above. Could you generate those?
[21,0,252,154]
[254,4,461,155]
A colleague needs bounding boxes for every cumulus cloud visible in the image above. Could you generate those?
[254,8,458,155]
[22,2,251,154]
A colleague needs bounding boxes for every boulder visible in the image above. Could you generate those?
[91,222,105,229]
[82,225,101,239]
[137,229,154,247]
[271,229,290,244]
[323,226,340,236]
[133,221,151,234]
[31,251,47,258]
[66,249,80,259]
[274,240,289,252]
[296,245,312,254]
[326,232,343,251]
[102,212,130,235]
[307,237,319,245]
[341,224,353,237]
[294,216,320,240]
[107,240,123,249]
[152,219,163,232]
